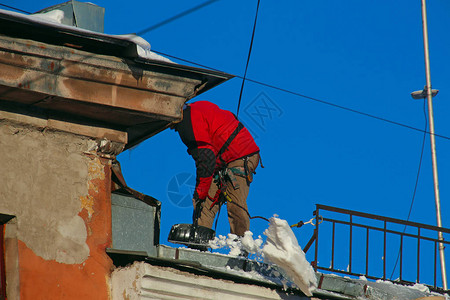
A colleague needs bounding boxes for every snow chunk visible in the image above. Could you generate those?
[262,217,317,297]
[209,231,264,258]
[30,9,64,24]
[209,234,242,256]
[376,279,394,285]
[116,34,173,63]
[409,283,430,293]
[242,231,263,254]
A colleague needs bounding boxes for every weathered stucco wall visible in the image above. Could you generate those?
[0,120,94,263]
[0,115,116,299]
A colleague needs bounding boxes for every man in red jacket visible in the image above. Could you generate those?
[173,101,260,237]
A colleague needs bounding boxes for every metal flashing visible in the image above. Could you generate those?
[34,0,105,32]
[111,193,158,256]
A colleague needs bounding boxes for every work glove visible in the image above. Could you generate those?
[192,193,205,225]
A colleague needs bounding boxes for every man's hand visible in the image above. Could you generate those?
[192,194,205,225]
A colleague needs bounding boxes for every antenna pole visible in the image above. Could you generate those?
[421,0,447,290]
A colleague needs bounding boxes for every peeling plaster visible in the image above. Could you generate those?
[111,262,146,300]
[80,156,105,220]
[0,120,102,264]
[80,195,95,219]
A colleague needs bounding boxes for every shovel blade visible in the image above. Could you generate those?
[168,223,215,248]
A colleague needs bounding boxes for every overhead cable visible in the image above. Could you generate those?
[3,2,450,141]
[137,0,219,35]
[151,49,450,141]
[0,3,31,14]
[390,99,428,280]
[236,0,260,117]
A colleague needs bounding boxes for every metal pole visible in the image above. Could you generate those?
[420,0,447,290]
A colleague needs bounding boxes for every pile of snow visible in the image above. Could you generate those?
[409,283,430,293]
[115,34,173,63]
[30,9,64,24]
[376,280,433,294]
[209,232,263,257]
[242,231,264,254]
[262,217,317,297]
[209,217,317,297]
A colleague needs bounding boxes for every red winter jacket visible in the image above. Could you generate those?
[175,101,259,200]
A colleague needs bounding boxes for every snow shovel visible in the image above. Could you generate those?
[168,198,215,249]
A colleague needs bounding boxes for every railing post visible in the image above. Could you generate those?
[383,220,387,280]
[417,228,421,284]
[400,234,403,282]
[366,228,369,276]
[349,214,353,273]
[435,241,438,289]
[332,221,335,270]
[314,205,320,272]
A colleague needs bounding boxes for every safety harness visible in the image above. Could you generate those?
[208,122,256,209]
[217,122,244,165]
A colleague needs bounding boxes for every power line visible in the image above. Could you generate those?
[0,1,217,32]
[136,0,219,36]
[4,2,450,141]
[152,49,450,141]
[390,99,428,280]
[0,3,31,14]
[154,50,222,71]
[236,0,260,117]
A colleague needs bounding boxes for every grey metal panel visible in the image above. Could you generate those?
[55,4,74,27]
[111,193,157,256]
[72,1,105,33]
[35,0,105,32]
[156,245,297,288]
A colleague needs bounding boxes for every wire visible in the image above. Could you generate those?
[153,50,222,71]
[3,1,450,141]
[152,49,450,141]
[389,98,428,280]
[0,1,218,31]
[0,3,31,14]
[136,0,219,36]
[236,0,260,117]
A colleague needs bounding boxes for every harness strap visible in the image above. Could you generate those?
[218,122,244,164]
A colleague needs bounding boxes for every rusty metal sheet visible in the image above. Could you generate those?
[35,96,177,126]
[59,58,202,98]
[0,26,232,147]
[0,36,197,119]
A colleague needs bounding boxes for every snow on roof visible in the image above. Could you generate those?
[114,34,173,63]
[209,217,317,296]
[30,9,64,24]
[262,217,317,297]
[0,8,173,63]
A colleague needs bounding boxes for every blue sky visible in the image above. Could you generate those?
[4,0,450,286]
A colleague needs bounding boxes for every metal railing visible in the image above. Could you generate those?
[304,204,450,292]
